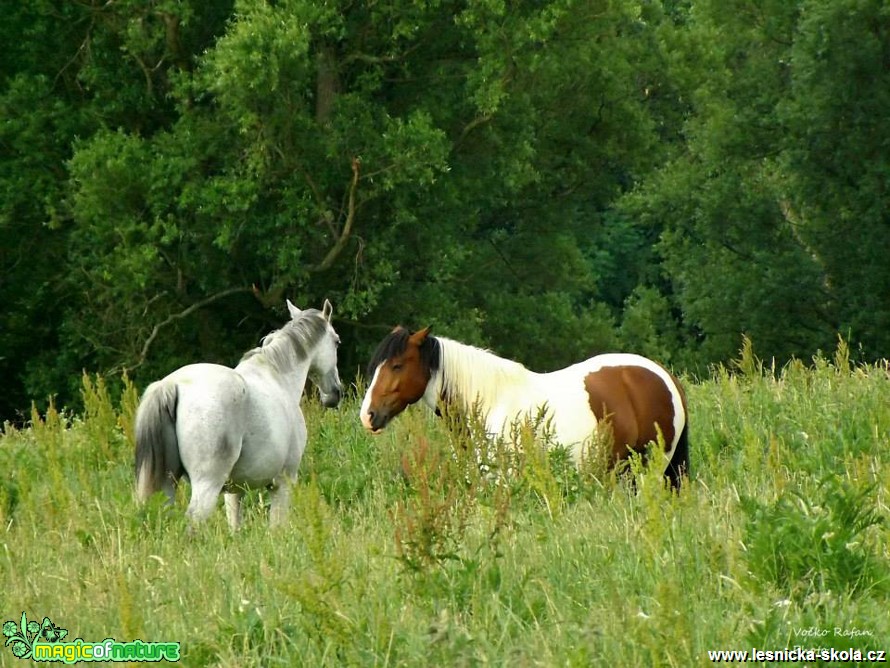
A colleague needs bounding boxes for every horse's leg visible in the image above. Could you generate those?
[268,480,293,527]
[185,478,226,526]
[181,431,242,529]
[664,423,690,491]
[161,475,177,505]
[224,491,242,531]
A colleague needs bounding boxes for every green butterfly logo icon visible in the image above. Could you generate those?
[40,617,68,643]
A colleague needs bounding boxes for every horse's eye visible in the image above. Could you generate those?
[391,362,403,371]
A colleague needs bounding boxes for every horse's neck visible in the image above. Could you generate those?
[280,362,310,398]
[237,349,310,398]
[428,338,532,416]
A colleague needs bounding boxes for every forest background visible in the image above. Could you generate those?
[1,0,888,421]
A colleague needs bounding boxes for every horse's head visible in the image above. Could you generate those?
[360,326,437,433]
[289,298,342,408]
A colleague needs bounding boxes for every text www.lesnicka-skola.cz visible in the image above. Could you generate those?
[707,648,886,663]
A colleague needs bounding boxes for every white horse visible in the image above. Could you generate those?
[135,299,342,529]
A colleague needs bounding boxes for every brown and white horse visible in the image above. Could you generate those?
[359,327,689,488]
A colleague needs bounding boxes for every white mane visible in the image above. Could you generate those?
[434,337,532,415]
[239,310,328,375]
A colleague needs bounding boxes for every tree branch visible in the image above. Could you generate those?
[125,286,253,373]
[310,157,361,272]
[456,114,492,147]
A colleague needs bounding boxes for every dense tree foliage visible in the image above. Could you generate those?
[1,0,888,420]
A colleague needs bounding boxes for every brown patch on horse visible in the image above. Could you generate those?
[583,366,676,465]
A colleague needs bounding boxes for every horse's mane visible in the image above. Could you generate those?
[241,308,329,373]
[366,328,529,411]
[365,327,441,378]
[436,338,530,412]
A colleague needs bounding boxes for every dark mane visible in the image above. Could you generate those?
[366,327,441,378]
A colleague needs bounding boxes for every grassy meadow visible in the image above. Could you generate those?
[1,341,889,666]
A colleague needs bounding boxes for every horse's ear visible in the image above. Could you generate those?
[322,298,334,322]
[286,299,302,319]
[409,326,432,346]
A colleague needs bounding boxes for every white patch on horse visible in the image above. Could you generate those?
[359,364,382,432]
[423,337,576,445]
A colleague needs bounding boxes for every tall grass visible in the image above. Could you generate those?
[1,343,888,666]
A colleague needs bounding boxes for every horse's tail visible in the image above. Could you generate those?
[134,381,182,503]
[664,420,689,491]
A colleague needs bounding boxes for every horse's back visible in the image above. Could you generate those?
[162,362,245,408]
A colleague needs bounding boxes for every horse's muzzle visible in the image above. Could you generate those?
[363,408,390,433]
[320,386,342,408]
